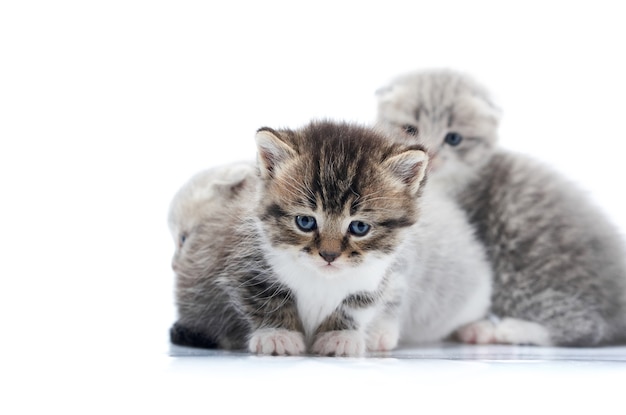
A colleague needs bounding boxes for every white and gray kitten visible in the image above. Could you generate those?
[169,120,492,355]
[377,69,626,346]
[168,162,256,349]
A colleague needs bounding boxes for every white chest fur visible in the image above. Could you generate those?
[267,251,390,340]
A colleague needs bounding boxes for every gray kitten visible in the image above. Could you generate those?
[168,162,256,349]
[169,120,492,355]
[377,69,626,346]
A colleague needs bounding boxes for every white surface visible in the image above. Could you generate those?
[164,344,626,413]
[171,342,626,362]
[2,1,626,413]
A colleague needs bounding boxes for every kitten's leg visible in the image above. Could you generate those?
[311,309,368,357]
[237,279,306,356]
[366,317,400,352]
[456,316,552,346]
[366,276,403,352]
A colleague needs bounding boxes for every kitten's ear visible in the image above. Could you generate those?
[255,128,296,179]
[375,84,400,104]
[383,149,429,195]
[213,163,255,197]
[465,95,502,125]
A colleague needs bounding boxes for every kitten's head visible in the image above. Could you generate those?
[169,162,256,271]
[168,162,255,249]
[376,69,500,192]
[254,120,428,277]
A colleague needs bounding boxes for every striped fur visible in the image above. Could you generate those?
[169,120,494,355]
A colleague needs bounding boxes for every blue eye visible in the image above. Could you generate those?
[295,215,317,232]
[444,132,463,146]
[348,221,371,236]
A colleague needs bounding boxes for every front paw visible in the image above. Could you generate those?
[367,326,399,352]
[248,328,306,356]
[312,330,366,357]
[456,320,497,344]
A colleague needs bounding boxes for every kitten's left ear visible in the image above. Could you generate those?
[255,127,296,179]
[383,149,429,196]
[375,84,401,104]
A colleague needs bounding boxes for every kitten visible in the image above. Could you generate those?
[169,120,493,356]
[376,69,626,346]
[169,162,256,350]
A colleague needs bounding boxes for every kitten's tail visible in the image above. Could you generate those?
[169,322,220,349]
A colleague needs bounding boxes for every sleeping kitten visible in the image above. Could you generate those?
[169,120,492,355]
[376,69,626,346]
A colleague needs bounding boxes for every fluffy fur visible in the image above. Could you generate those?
[168,162,257,349]
[377,69,626,346]
[169,120,493,355]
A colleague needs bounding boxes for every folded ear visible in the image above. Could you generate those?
[255,128,296,179]
[375,84,401,104]
[382,149,428,196]
[213,163,255,196]
[463,95,502,126]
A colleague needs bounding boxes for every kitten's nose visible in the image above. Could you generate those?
[319,251,340,263]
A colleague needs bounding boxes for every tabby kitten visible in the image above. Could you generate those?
[169,120,493,355]
[376,69,626,346]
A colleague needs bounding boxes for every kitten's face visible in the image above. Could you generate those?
[255,122,427,278]
[376,70,500,191]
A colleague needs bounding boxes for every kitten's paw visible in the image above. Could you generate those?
[457,318,552,346]
[248,328,306,356]
[312,330,366,357]
[456,320,497,344]
[367,325,399,352]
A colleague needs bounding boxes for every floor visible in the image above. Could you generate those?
[4,337,624,414]
[164,342,626,414]
[170,341,626,362]
[4,3,626,414]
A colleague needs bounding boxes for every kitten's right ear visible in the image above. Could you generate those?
[255,128,296,179]
[383,149,429,196]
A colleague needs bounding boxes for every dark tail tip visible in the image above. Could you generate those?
[169,322,220,349]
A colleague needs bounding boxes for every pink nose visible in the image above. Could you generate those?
[319,251,340,263]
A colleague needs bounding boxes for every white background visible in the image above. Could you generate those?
[1,1,625,412]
